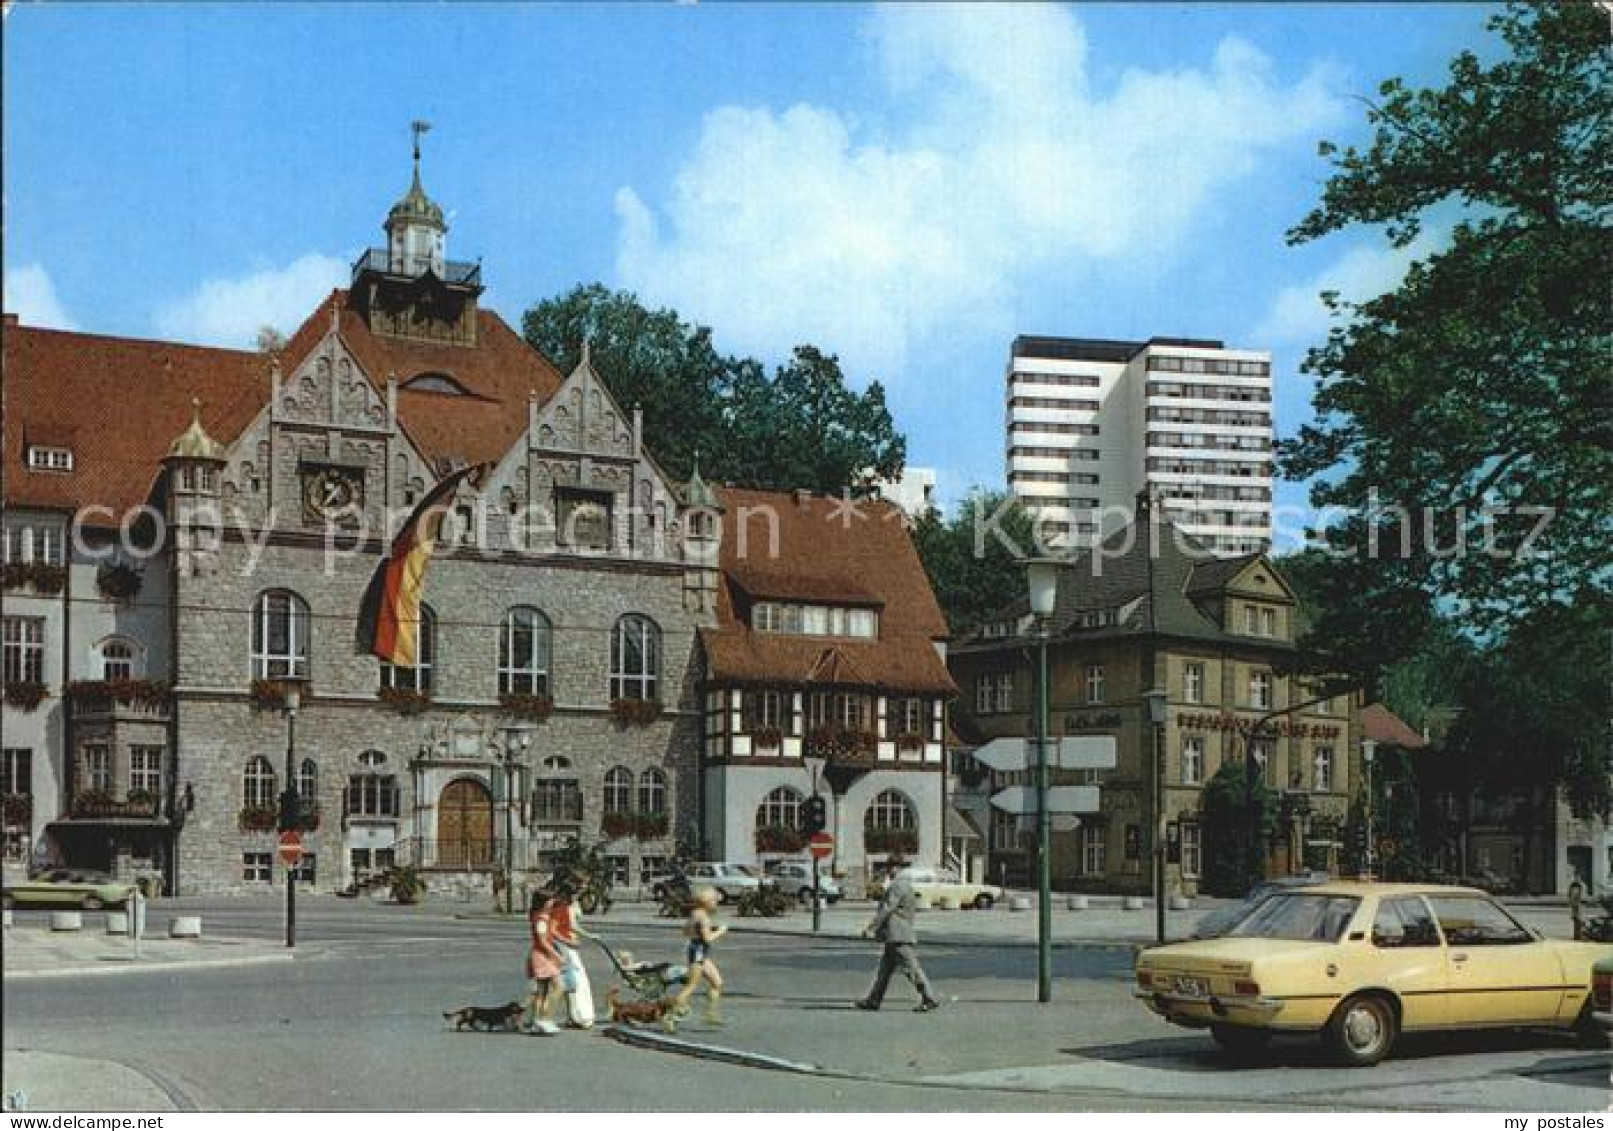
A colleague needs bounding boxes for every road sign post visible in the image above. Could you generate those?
[808,831,833,934]
[278,831,302,949]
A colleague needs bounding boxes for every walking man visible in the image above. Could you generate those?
[855,858,940,1013]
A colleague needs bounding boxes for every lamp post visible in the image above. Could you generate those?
[1023,557,1060,1005]
[281,679,305,949]
[1143,687,1167,945]
[496,727,533,914]
[803,753,827,933]
[1361,738,1377,880]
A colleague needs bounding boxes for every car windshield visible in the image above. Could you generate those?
[1229,894,1360,942]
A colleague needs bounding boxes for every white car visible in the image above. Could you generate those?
[682,862,761,903]
[764,860,843,905]
[872,866,1003,910]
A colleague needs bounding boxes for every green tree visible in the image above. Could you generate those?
[1200,759,1278,898]
[1280,3,1611,675]
[911,490,1037,635]
[522,285,906,493]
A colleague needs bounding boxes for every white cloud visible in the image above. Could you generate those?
[1253,230,1444,346]
[4,263,78,330]
[155,253,348,348]
[615,4,1343,380]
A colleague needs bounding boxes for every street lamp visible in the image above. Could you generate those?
[1022,556,1060,1005]
[280,679,306,949]
[495,727,533,914]
[1360,738,1377,880]
[802,752,827,933]
[1143,687,1168,945]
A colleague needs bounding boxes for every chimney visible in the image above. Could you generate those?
[794,488,813,510]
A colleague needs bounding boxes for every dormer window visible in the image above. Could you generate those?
[753,601,877,639]
[26,446,73,472]
[402,372,470,396]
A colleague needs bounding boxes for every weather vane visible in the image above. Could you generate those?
[411,119,432,162]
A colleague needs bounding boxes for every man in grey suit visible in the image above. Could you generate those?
[855,858,940,1013]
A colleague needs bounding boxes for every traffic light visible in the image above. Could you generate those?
[802,794,827,835]
[278,786,301,833]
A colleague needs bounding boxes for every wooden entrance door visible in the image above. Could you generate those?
[437,779,493,870]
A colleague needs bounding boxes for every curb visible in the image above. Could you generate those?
[3,950,297,981]
[603,1024,822,1074]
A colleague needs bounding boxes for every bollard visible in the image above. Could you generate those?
[169,915,202,939]
[106,912,129,934]
[1169,894,1192,911]
[1067,895,1089,911]
[1122,896,1146,911]
[1009,895,1032,912]
[50,911,83,932]
[2,908,12,929]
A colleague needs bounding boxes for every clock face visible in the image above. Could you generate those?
[302,467,362,522]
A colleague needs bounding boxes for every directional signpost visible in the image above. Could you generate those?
[989,784,1101,815]
[974,735,1118,773]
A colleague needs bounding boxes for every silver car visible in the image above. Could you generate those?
[764,860,842,905]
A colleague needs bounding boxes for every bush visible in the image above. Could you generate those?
[389,866,426,905]
[1200,760,1277,897]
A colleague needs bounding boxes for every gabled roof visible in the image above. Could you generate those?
[700,486,956,696]
[3,322,268,514]
[1360,703,1428,749]
[278,290,564,471]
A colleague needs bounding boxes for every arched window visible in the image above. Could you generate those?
[99,638,139,682]
[296,758,317,802]
[380,604,435,693]
[499,607,551,697]
[603,767,633,815]
[637,768,667,816]
[757,786,803,829]
[864,789,916,832]
[243,756,277,808]
[252,590,309,679]
[609,614,660,702]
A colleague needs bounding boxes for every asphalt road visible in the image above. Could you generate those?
[5,897,1608,1112]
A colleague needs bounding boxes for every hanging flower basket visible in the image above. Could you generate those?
[610,698,663,727]
[601,810,636,840]
[96,562,143,602]
[634,812,669,840]
[865,828,918,856]
[297,804,321,832]
[0,562,66,595]
[377,686,431,715]
[238,803,278,832]
[755,824,808,854]
[499,692,554,722]
[250,680,288,712]
[3,682,48,712]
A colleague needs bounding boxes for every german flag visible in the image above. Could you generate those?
[358,463,487,665]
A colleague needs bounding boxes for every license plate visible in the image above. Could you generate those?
[1170,975,1209,997]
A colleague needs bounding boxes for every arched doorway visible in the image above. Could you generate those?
[437,778,493,870]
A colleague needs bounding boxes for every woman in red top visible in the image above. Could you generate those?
[524,888,562,1035]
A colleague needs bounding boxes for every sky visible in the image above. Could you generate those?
[3,2,1497,526]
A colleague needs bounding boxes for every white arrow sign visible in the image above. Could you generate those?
[989,784,1101,815]
[972,736,1117,772]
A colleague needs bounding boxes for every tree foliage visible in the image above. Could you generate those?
[1281,2,1612,677]
[910,491,1037,635]
[1200,759,1278,898]
[522,284,905,493]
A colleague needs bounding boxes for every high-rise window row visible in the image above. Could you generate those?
[1147,356,1269,377]
[1010,446,1102,461]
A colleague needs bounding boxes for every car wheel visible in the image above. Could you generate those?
[1325,993,1398,1067]
[82,895,103,911]
[1210,1024,1272,1059]
[1572,999,1609,1049]
[972,893,996,911]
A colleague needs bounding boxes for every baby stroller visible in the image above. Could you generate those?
[591,935,689,1001]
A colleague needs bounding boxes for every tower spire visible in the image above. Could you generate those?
[411,119,432,174]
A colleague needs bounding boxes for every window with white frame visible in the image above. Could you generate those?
[296,758,317,803]
[498,606,551,697]
[380,604,435,693]
[243,756,277,808]
[1085,664,1105,704]
[243,852,272,883]
[82,744,112,792]
[1,748,31,797]
[1249,670,1272,710]
[1314,694,1331,716]
[603,767,633,815]
[1180,736,1204,785]
[639,855,668,886]
[744,689,784,731]
[130,745,163,795]
[26,446,73,472]
[532,778,583,823]
[292,853,317,884]
[2,617,45,685]
[345,771,400,818]
[1081,824,1107,874]
[976,671,1013,714]
[991,807,1018,852]
[752,601,878,639]
[1260,607,1276,637]
[99,639,138,682]
[637,768,666,816]
[865,789,916,831]
[1313,747,1334,793]
[757,786,802,829]
[3,523,62,565]
[609,614,661,701]
[1183,662,1204,705]
[896,697,925,737]
[1181,824,1202,878]
[251,590,309,679]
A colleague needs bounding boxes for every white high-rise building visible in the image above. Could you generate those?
[1004,335,1273,556]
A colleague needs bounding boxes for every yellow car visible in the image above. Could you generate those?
[1135,882,1610,1066]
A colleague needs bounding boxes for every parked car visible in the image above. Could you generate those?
[1593,955,1612,1033]
[764,860,842,905]
[2,869,137,910]
[1136,881,1607,1067]
[648,862,760,904]
[1191,872,1331,939]
[870,866,1003,910]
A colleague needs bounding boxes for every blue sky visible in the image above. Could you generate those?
[3,3,1495,524]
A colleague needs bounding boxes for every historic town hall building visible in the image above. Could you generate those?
[1,156,954,895]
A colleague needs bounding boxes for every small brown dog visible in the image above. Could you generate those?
[443,1002,525,1032]
[606,987,674,1026]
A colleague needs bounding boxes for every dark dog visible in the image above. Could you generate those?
[606,987,675,1026]
[443,1002,525,1032]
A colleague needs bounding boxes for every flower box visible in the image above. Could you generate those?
[865,828,918,856]
[376,686,431,715]
[1,792,32,825]
[750,725,784,752]
[238,803,278,832]
[65,679,171,713]
[894,731,926,754]
[0,562,66,595]
[498,692,554,722]
[804,725,877,763]
[3,682,48,712]
[634,813,669,840]
[755,824,809,854]
[601,810,636,840]
[610,698,663,727]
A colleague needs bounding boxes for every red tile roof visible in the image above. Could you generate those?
[3,323,268,515]
[1360,703,1428,749]
[701,487,956,696]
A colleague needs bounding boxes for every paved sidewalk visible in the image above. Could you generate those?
[1,1051,181,1112]
[2,920,294,980]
